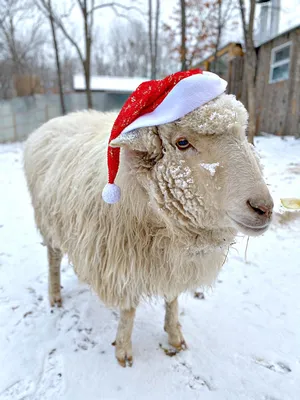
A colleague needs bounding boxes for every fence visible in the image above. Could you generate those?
[0,92,129,143]
[1,104,61,142]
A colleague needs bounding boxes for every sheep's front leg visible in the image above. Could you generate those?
[47,246,62,307]
[164,297,187,351]
[113,308,136,367]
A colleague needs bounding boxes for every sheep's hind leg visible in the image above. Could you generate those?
[113,308,136,367]
[47,246,63,307]
[164,297,187,351]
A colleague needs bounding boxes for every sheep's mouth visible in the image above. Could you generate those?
[228,215,270,236]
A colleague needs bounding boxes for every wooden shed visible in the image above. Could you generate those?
[196,25,300,136]
[255,25,300,135]
[73,75,148,111]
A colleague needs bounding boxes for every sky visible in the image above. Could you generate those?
[89,0,300,44]
[2,0,300,77]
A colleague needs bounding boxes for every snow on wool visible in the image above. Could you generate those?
[200,162,220,177]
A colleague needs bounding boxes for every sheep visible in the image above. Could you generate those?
[23,93,274,367]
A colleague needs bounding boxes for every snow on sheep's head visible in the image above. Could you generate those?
[110,94,274,237]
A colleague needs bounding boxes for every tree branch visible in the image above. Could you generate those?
[34,0,84,65]
[238,0,248,49]
[90,0,95,34]
[90,2,144,17]
[248,0,256,50]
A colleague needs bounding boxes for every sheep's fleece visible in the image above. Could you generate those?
[24,94,273,364]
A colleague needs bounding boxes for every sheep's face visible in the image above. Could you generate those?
[111,94,273,237]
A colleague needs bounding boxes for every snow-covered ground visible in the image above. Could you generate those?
[0,136,299,400]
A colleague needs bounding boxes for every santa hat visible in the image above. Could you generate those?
[102,69,227,204]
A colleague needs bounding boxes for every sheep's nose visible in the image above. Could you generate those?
[247,199,273,219]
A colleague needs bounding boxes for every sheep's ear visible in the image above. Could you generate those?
[110,129,143,148]
[110,127,162,156]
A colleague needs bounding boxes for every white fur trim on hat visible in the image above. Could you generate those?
[121,71,227,135]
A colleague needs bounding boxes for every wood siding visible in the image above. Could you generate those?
[211,29,300,136]
[256,28,300,135]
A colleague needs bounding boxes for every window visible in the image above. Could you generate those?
[269,41,292,83]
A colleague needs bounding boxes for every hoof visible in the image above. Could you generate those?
[159,341,187,357]
[165,324,188,353]
[116,355,133,368]
[170,339,188,352]
[114,340,133,368]
[49,293,62,307]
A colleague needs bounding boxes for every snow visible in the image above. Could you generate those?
[73,75,147,93]
[0,136,300,400]
[200,162,220,177]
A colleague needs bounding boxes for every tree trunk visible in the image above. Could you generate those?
[84,60,92,109]
[244,43,257,144]
[148,0,154,79]
[153,0,160,79]
[48,0,66,115]
[180,0,187,71]
[213,0,222,75]
[82,1,93,109]
[239,0,257,144]
[246,78,256,144]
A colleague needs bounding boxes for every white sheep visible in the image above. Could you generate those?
[24,93,273,367]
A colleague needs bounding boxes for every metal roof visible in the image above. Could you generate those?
[257,23,300,47]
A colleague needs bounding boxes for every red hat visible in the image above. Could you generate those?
[102,69,227,204]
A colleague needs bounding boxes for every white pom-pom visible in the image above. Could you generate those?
[102,183,121,204]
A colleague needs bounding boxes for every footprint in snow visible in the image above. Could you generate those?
[31,349,64,400]
[254,358,292,374]
[55,309,97,351]
[171,361,215,391]
[56,309,80,333]
[0,378,35,400]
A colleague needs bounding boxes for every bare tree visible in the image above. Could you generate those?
[157,28,181,76]
[106,20,149,77]
[210,0,237,75]
[0,0,44,73]
[0,60,15,98]
[60,39,81,91]
[164,0,218,71]
[153,0,160,78]
[148,0,153,77]
[35,0,66,114]
[239,0,257,144]
[40,1,143,109]
[0,0,45,96]
[148,0,160,79]
[93,36,110,75]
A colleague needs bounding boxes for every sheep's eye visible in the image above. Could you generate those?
[176,138,190,150]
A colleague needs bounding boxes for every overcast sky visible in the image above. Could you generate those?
[84,0,300,50]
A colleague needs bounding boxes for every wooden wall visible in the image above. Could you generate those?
[227,55,247,107]
[226,29,300,136]
[255,28,300,135]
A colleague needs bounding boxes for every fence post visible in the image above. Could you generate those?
[12,112,17,142]
[45,104,49,122]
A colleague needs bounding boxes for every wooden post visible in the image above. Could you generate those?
[228,59,233,93]
[45,104,49,122]
[12,112,17,142]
